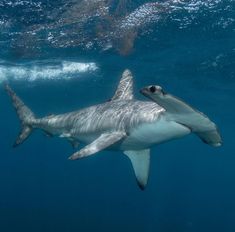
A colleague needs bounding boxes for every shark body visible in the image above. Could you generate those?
[5,70,222,189]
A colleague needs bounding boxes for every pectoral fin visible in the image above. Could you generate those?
[69,132,126,160]
[124,149,150,190]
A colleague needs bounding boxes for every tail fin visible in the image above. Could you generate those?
[5,84,36,147]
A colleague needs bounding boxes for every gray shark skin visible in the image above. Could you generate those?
[5,70,222,190]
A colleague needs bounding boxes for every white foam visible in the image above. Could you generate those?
[119,3,162,30]
[0,61,98,82]
[118,0,224,32]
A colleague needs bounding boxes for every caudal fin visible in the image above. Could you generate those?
[5,84,36,147]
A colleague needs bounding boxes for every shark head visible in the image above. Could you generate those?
[140,85,222,147]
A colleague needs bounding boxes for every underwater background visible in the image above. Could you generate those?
[0,0,235,231]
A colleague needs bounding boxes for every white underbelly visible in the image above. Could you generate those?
[120,119,191,150]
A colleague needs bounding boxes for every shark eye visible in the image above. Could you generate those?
[149,86,156,93]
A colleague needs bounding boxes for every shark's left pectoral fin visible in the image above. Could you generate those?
[124,149,150,190]
[69,132,126,160]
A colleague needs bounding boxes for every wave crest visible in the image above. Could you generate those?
[0,61,98,82]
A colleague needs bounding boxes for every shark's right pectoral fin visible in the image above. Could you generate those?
[124,149,150,190]
[68,132,126,160]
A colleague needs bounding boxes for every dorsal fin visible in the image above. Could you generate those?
[111,69,134,101]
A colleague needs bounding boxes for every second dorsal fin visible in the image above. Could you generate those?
[111,69,134,101]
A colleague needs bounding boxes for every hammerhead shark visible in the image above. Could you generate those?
[5,70,222,189]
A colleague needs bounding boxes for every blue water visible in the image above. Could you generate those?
[0,0,235,231]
